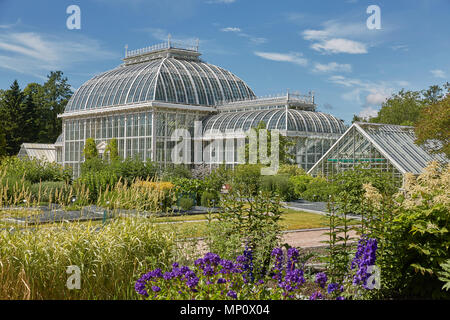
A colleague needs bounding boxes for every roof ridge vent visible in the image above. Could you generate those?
[123,37,201,65]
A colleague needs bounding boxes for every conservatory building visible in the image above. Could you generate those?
[58,41,347,176]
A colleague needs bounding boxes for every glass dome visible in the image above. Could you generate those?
[64,57,256,112]
[203,108,347,134]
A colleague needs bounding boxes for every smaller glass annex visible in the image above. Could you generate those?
[308,122,449,182]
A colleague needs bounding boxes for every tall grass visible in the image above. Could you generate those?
[0,217,180,299]
[97,178,176,213]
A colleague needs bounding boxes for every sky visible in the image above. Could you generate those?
[0,0,449,124]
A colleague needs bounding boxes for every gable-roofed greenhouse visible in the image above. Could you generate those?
[308,122,449,183]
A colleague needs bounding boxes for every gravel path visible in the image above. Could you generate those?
[281,228,358,248]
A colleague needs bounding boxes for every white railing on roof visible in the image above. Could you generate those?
[215,91,315,107]
[125,37,199,58]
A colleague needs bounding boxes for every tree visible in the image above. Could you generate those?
[83,138,98,160]
[363,83,450,126]
[244,121,295,165]
[0,127,7,157]
[415,94,450,158]
[104,138,119,161]
[0,80,24,155]
[40,71,73,143]
[369,89,423,126]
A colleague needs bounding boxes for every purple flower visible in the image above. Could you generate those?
[151,286,161,292]
[271,247,285,283]
[286,247,299,271]
[217,278,227,284]
[309,291,323,300]
[327,282,340,294]
[227,290,237,299]
[351,235,378,289]
[315,272,328,289]
[336,296,345,300]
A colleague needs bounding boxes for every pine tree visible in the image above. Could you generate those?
[0,80,24,155]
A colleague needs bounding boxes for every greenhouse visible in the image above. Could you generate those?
[308,122,449,182]
[57,40,347,176]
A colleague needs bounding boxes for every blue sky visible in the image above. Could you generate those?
[0,0,448,124]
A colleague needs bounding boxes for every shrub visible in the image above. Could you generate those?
[201,191,218,207]
[30,181,68,203]
[172,177,205,205]
[277,164,306,177]
[110,157,158,183]
[301,177,335,202]
[0,171,32,206]
[160,164,192,181]
[216,190,283,277]
[332,165,398,215]
[230,164,262,196]
[360,162,450,299]
[260,174,295,201]
[179,197,194,211]
[74,169,119,202]
[289,174,313,197]
[0,156,70,183]
[98,179,176,212]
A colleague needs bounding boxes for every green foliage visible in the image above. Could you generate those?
[277,164,306,176]
[0,171,32,201]
[230,164,262,196]
[323,198,356,285]
[415,94,450,158]
[359,162,450,299]
[30,181,69,203]
[83,138,98,160]
[75,170,119,202]
[110,157,158,183]
[438,260,450,292]
[0,156,71,184]
[172,177,204,205]
[260,174,295,201]
[301,176,336,202]
[0,73,72,156]
[201,191,218,207]
[104,138,119,161]
[365,83,449,126]
[160,164,192,181]
[0,218,179,299]
[332,166,398,215]
[289,174,313,197]
[214,190,283,277]
[179,197,194,211]
[78,157,158,202]
[243,121,295,165]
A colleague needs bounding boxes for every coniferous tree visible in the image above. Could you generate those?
[0,80,24,155]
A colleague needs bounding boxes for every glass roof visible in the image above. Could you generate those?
[202,108,347,134]
[64,58,256,112]
[309,122,449,176]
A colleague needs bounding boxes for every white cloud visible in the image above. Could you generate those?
[313,62,352,73]
[254,51,308,66]
[431,69,446,79]
[311,38,367,54]
[220,27,267,45]
[391,44,409,51]
[328,75,397,110]
[358,106,379,120]
[220,27,241,32]
[0,31,116,77]
[365,90,390,106]
[301,20,369,55]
